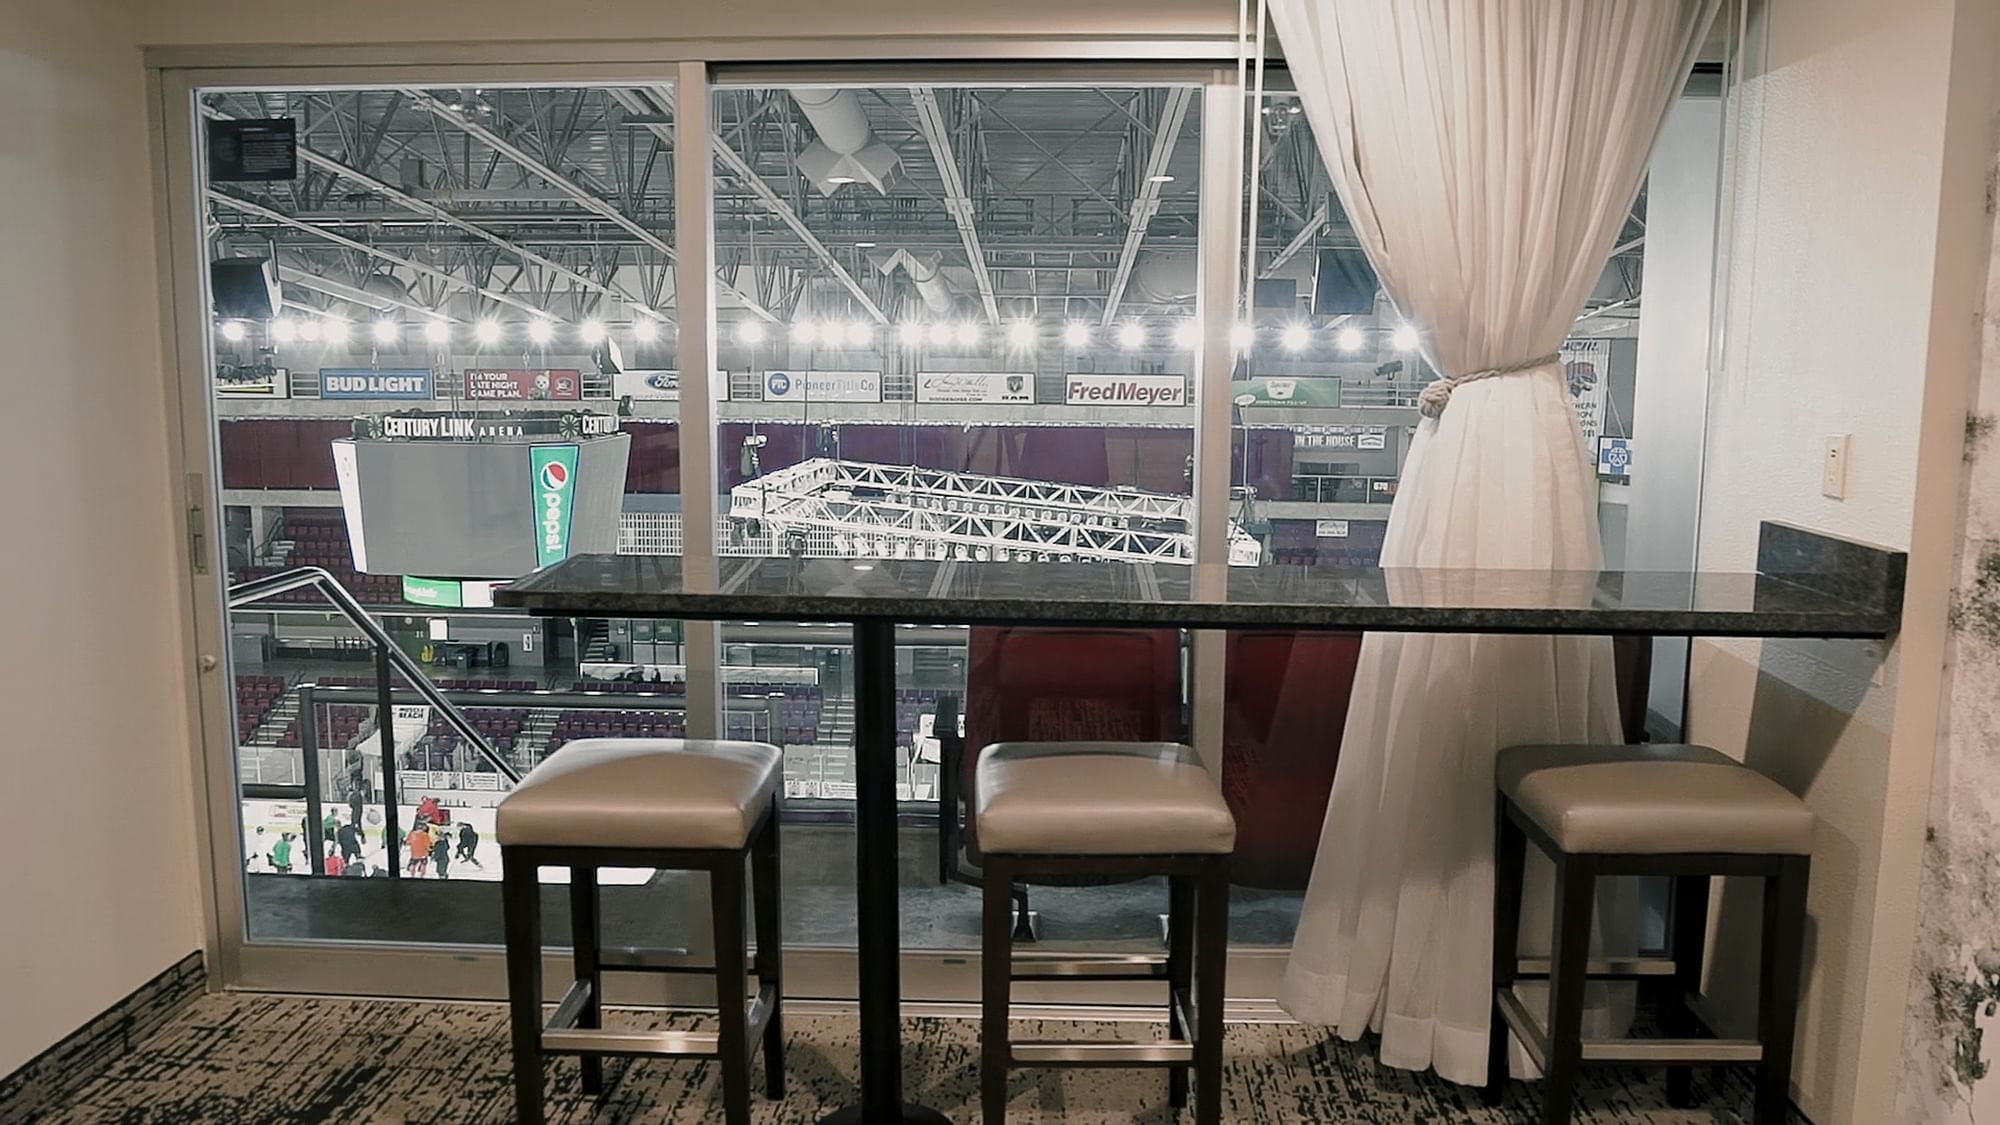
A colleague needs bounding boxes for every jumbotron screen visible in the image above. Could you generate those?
[331,432,628,578]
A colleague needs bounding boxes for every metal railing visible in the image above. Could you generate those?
[230,566,524,878]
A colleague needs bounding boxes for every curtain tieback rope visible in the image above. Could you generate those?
[1416,352,1561,419]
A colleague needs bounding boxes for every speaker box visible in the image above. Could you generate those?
[211,258,282,320]
[1252,278,1298,311]
[1313,248,1379,316]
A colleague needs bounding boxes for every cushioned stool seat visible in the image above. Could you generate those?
[1496,743,1814,856]
[497,738,781,851]
[975,741,1237,856]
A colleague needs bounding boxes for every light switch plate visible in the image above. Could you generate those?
[1822,434,1851,499]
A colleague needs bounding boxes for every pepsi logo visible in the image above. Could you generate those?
[540,462,570,491]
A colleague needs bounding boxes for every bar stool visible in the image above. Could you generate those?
[497,738,785,1125]
[974,741,1236,1125]
[1486,744,1815,1125]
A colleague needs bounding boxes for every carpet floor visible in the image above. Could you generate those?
[28,992,1779,1124]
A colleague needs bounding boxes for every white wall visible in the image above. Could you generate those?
[0,0,204,1075]
[1687,0,1993,1121]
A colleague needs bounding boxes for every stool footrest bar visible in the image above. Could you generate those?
[544,981,591,1034]
[540,1028,721,1058]
[1010,1040,1195,1067]
[1514,956,1676,980]
[1010,953,1170,982]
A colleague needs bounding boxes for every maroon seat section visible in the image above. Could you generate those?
[956,626,1182,864]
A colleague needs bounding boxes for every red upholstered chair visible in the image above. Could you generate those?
[1217,631,1655,893]
[936,626,1184,938]
[1219,631,1361,890]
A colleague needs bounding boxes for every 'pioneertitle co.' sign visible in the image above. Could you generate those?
[1064,373,1188,408]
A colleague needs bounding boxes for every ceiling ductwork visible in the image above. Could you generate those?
[872,249,960,315]
[790,88,900,195]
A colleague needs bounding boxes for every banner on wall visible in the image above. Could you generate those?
[215,367,290,398]
[1597,436,1634,479]
[1065,373,1188,408]
[1314,519,1350,538]
[1294,425,1389,452]
[1560,338,1612,449]
[760,370,881,403]
[1236,376,1343,407]
[319,368,434,400]
[915,371,1034,405]
[463,368,582,401]
[529,445,580,568]
[614,370,681,401]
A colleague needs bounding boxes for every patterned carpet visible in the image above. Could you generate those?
[27,993,1776,1124]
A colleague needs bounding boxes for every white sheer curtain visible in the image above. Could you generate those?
[1268,0,1720,1086]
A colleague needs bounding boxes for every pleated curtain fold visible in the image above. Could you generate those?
[1267,0,1721,1085]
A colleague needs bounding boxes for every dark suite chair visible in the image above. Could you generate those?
[936,626,1184,939]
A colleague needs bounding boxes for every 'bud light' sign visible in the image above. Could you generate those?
[530,445,580,568]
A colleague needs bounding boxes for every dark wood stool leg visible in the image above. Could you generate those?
[1541,853,1596,1125]
[751,805,786,1100]
[1486,798,1528,1105]
[1755,856,1810,1125]
[1167,873,1194,1109]
[502,850,546,1125]
[982,856,1016,1125]
[1665,873,1711,1109]
[569,865,603,1096]
[710,857,753,1125]
[1193,857,1230,1125]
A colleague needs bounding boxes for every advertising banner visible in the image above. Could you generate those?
[529,445,580,568]
[401,576,463,608]
[1065,373,1188,408]
[319,367,434,400]
[614,370,680,401]
[915,371,1034,405]
[1597,436,1634,479]
[1236,376,1342,406]
[760,370,881,403]
[1314,519,1350,538]
[1294,425,1389,452]
[215,367,290,398]
[464,368,582,401]
[1560,338,1611,449]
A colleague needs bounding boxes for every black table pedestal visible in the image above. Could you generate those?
[815,619,954,1125]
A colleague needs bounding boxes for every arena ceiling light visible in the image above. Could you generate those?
[791,320,820,345]
[270,319,298,344]
[897,322,925,347]
[1172,321,1200,350]
[219,320,247,342]
[952,322,981,347]
[298,319,323,343]
[1281,324,1310,353]
[474,319,501,345]
[735,321,766,345]
[371,320,399,345]
[424,319,450,345]
[1116,323,1145,350]
[633,319,660,343]
[1230,323,1255,351]
[1392,324,1419,351]
[526,318,554,345]
[1336,326,1364,352]
[1147,174,1176,183]
[1063,321,1091,348]
[1006,321,1037,350]
[579,320,606,345]
[321,319,351,346]
[926,322,954,347]
[845,322,874,347]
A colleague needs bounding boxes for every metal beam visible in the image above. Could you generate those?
[202,106,660,319]
[1259,201,1327,279]
[623,86,886,324]
[910,88,1000,323]
[208,190,550,316]
[1101,87,1194,325]
[278,265,464,321]
[401,88,777,322]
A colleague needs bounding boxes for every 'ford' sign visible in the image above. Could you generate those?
[319,368,435,399]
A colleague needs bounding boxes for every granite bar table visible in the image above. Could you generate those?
[495,522,1904,1125]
